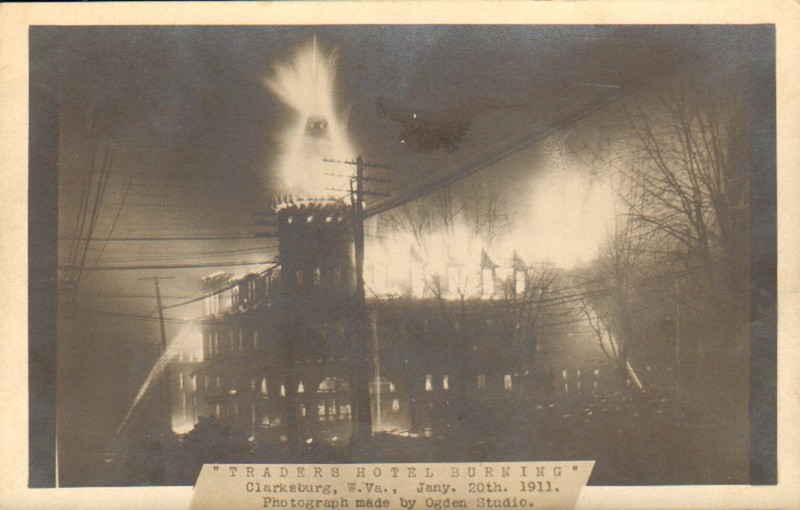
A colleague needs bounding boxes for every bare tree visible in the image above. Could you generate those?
[577,297,618,365]
[462,181,511,245]
[382,183,511,250]
[621,70,751,349]
[573,65,752,391]
[577,215,653,389]
[498,264,559,354]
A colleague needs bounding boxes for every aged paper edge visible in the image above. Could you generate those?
[1,1,798,509]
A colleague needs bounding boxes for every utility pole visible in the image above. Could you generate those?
[137,276,176,353]
[155,276,170,353]
[324,156,389,446]
[354,156,366,308]
[139,275,175,431]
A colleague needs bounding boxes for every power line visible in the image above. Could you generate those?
[65,133,101,285]
[75,292,189,300]
[59,260,274,271]
[366,263,701,317]
[363,82,648,221]
[161,263,280,310]
[86,246,278,264]
[73,307,188,324]
[89,173,134,274]
[58,235,272,242]
[73,144,115,294]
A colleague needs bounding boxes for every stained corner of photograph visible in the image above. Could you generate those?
[29,24,776,488]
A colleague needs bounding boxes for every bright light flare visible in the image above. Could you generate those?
[364,165,620,298]
[265,37,354,198]
[526,167,618,269]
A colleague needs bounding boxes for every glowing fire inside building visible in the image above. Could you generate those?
[166,39,627,443]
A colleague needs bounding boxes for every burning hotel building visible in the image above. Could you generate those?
[45,25,767,489]
[165,37,634,446]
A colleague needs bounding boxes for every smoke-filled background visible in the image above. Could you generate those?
[29,25,775,487]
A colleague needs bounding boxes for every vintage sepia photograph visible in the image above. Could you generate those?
[25,22,777,493]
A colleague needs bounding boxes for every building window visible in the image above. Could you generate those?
[295,270,304,290]
[191,374,197,392]
[253,329,259,349]
[216,376,221,388]
[215,404,221,417]
[392,399,400,412]
[340,404,352,420]
[389,382,396,394]
[298,381,305,394]
[250,379,256,392]
[204,375,209,390]
[318,402,326,420]
[328,400,337,418]
[477,374,486,389]
[504,374,513,390]
[280,383,286,397]
[179,374,184,391]
[443,375,449,391]
[312,268,321,287]
[425,375,433,392]
[299,404,306,417]
[261,378,268,395]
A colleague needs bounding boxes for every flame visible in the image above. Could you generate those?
[265,37,354,198]
[366,225,486,300]
[526,167,617,268]
[365,168,619,297]
[272,193,347,213]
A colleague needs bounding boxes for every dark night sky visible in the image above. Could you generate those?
[47,25,742,300]
[37,25,757,485]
